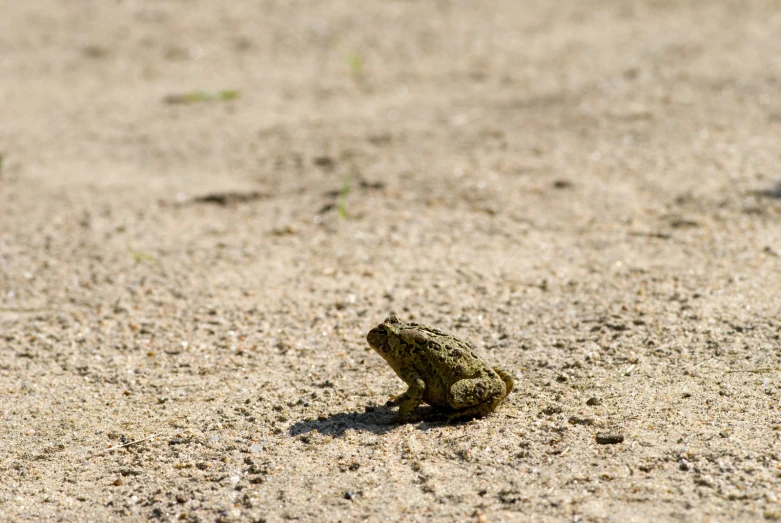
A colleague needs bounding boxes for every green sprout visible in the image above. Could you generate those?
[346,51,364,76]
[337,171,353,219]
[128,245,158,265]
[164,90,240,105]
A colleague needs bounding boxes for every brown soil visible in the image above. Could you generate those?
[2,1,781,521]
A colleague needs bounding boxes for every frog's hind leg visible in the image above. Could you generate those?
[494,367,515,398]
[446,370,513,422]
[446,394,503,422]
[449,374,505,409]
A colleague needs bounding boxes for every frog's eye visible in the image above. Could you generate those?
[385,316,400,324]
[376,325,387,336]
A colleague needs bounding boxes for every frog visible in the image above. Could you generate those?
[366,316,515,423]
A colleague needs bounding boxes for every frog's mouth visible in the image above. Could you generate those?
[366,325,389,353]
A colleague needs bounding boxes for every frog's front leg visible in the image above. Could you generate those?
[394,367,426,423]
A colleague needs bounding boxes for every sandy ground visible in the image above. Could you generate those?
[2,1,781,521]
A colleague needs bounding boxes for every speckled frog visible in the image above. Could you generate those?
[367,316,514,422]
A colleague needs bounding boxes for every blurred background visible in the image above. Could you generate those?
[1,2,781,521]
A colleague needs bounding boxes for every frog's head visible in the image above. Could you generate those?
[366,316,403,353]
[367,316,430,354]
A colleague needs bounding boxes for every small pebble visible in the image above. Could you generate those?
[595,433,624,445]
[586,397,603,406]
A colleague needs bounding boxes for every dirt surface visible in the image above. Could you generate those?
[2,1,781,521]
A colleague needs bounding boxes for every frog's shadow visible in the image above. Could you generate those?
[288,405,451,438]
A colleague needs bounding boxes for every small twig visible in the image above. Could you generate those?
[693,357,717,368]
[337,170,353,219]
[0,307,54,313]
[628,231,672,240]
[725,367,780,374]
[90,433,159,458]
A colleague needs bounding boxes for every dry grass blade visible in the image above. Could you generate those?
[724,367,780,374]
[89,433,159,458]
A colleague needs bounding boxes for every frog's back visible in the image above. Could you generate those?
[402,322,492,407]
